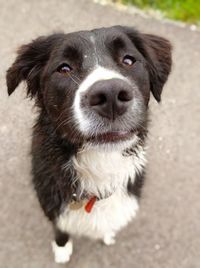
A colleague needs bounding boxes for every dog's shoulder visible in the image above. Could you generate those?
[31,113,78,220]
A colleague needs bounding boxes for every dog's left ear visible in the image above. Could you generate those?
[6,33,64,98]
[119,26,172,102]
[140,33,172,102]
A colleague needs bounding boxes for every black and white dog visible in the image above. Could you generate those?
[6,26,172,263]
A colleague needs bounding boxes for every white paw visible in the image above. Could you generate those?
[51,239,73,264]
[103,234,116,246]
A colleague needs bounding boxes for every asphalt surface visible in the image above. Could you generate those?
[0,0,200,267]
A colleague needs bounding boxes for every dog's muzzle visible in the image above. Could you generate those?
[81,78,133,121]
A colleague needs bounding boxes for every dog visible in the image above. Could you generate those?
[6,26,172,263]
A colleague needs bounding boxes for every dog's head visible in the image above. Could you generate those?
[7,26,172,147]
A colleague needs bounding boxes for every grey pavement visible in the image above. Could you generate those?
[0,0,200,267]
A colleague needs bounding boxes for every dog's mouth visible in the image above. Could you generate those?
[86,130,135,143]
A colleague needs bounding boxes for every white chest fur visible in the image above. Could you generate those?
[57,143,146,240]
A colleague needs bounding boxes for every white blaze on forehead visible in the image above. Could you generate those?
[78,66,127,93]
[90,35,96,44]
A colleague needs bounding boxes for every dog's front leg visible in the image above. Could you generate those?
[51,228,73,264]
[103,232,116,246]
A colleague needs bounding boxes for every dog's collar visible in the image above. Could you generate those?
[69,191,113,213]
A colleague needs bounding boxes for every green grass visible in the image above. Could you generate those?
[118,0,200,25]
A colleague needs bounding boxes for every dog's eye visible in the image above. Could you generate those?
[122,55,136,66]
[57,63,72,74]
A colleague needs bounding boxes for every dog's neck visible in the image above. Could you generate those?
[71,136,146,200]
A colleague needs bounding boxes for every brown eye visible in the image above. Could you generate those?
[57,63,72,74]
[122,55,136,66]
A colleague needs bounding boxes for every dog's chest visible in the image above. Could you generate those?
[57,146,146,239]
[72,148,139,197]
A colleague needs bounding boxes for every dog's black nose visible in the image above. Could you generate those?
[86,79,133,120]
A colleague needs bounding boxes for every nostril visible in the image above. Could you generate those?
[89,93,107,106]
[118,90,133,102]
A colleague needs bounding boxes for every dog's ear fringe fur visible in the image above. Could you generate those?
[141,33,172,102]
[117,26,172,102]
[6,33,64,98]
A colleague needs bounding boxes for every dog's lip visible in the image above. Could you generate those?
[87,130,134,143]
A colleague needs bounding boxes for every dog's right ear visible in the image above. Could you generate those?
[116,26,172,102]
[6,33,64,98]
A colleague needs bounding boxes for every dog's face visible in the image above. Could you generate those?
[7,26,172,146]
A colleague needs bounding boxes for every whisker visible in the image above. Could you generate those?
[70,73,81,82]
[68,73,80,86]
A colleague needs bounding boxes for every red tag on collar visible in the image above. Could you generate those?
[85,196,97,213]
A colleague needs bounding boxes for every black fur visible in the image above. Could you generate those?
[54,228,70,247]
[128,171,146,199]
[32,111,79,221]
[119,26,172,102]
